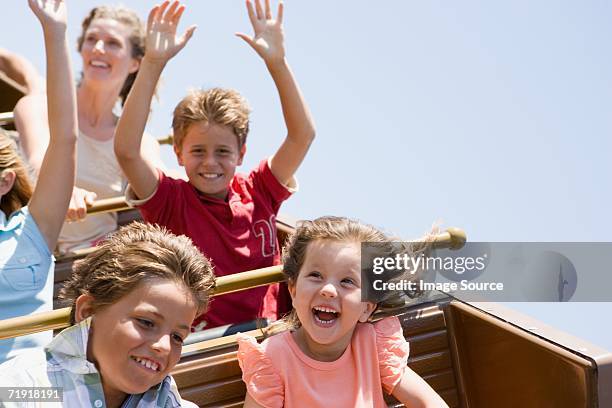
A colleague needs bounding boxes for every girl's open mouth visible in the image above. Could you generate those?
[312,306,339,327]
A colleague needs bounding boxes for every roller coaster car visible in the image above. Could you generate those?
[45,213,612,407]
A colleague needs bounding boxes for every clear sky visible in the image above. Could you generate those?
[4,1,612,349]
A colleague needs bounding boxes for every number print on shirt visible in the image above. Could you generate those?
[253,215,277,257]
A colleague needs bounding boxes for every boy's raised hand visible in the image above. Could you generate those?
[115,1,194,201]
[236,0,315,187]
[144,0,196,65]
[28,0,67,33]
[236,0,285,65]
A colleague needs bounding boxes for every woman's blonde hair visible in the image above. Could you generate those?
[76,5,145,106]
[61,222,216,325]
[0,130,32,218]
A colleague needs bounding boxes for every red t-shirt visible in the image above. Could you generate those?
[127,159,293,329]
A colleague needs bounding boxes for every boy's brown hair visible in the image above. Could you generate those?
[172,88,251,150]
[61,222,216,325]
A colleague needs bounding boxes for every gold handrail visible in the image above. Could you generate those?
[0,111,13,124]
[157,134,173,145]
[430,227,466,250]
[0,228,465,341]
[87,196,129,215]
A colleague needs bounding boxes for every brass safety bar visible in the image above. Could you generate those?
[157,134,173,145]
[0,111,13,124]
[86,196,129,215]
[0,228,466,340]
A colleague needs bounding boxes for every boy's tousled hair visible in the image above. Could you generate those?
[76,5,145,106]
[266,216,398,336]
[172,88,251,150]
[61,222,216,325]
[0,130,32,218]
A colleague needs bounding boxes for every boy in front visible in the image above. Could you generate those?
[114,0,315,329]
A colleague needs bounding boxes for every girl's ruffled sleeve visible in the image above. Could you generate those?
[236,333,284,408]
[374,316,410,394]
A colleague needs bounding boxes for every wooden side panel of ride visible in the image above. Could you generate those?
[445,301,612,408]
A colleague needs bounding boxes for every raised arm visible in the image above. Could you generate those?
[391,366,450,408]
[13,52,97,223]
[13,94,49,175]
[27,0,78,250]
[114,0,195,199]
[236,0,315,186]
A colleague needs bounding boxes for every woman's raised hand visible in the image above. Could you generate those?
[236,0,286,66]
[28,0,68,33]
[144,0,196,65]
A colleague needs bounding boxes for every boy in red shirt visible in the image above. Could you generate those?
[114,0,315,329]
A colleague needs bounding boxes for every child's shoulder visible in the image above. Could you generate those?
[1,206,51,258]
[232,159,269,185]
[353,316,408,362]
[355,316,403,340]
[236,331,289,359]
[372,316,404,337]
[368,317,411,393]
[236,333,285,406]
[373,316,407,349]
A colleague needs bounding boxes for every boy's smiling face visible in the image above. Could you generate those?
[80,279,197,406]
[174,121,246,200]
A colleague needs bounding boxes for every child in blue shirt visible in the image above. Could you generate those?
[0,0,77,362]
